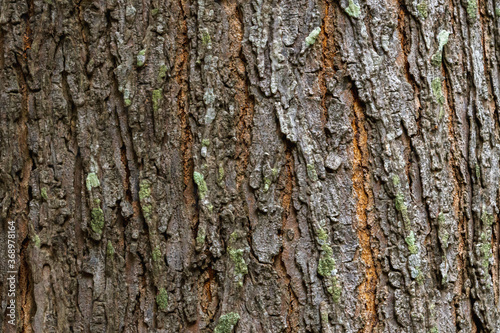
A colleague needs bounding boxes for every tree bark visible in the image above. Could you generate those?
[1,0,499,331]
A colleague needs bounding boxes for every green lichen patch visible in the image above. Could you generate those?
[480,232,492,269]
[142,204,152,221]
[107,240,115,257]
[467,0,477,20]
[228,247,248,286]
[395,192,411,230]
[431,78,445,105]
[437,30,450,49]
[158,65,167,80]
[431,31,450,66]
[395,192,406,212]
[317,227,328,242]
[214,312,240,333]
[392,175,400,186]
[86,173,100,191]
[218,165,225,185]
[32,234,41,248]
[318,255,336,277]
[152,246,162,262]
[193,171,208,199]
[496,7,500,16]
[152,89,162,113]
[439,230,450,248]
[41,187,48,200]
[124,99,132,107]
[91,207,105,234]
[431,52,443,66]
[137,49,147,67]
[201,30,211,45]
[196,227,206,245]
[321,310,329,323]
[430,327,439,333]
[139,180,151,201]
[263,177,272,192]
[405,231,418,255]
[151,8,159,16]
[156,288,168,311]
[202,139,210,147]
[328,276,342,303]
[345,0,361,18]
[475,163,481,180]
[307,164,318,182]
[271,168,279,178]
[417,2,428,18]
[415,268,425,285]
[481,211,494,227]
[305,27,321,46]
[438,212,445,226]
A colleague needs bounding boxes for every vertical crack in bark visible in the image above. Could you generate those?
[19,239,34,333]
[278,144,301,332]
[176,0,193,194]
[396,0,421,133]
[319,0,337,129]
[351,90,378,332]
[15,6,35,325]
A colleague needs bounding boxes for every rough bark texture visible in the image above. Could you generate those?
[1,0,500,331]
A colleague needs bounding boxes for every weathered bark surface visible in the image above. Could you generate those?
[1,0,500,331]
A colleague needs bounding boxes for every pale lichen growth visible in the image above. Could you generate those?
[228,232,248,287]
[152,89,162,112]
[33,234,41,248]
[218,165,225,185]
[139,180,151,201]
[201,29,211,45]
[86,173,100,191]
[158,65,167,80]
[431,30,450,66]
[467,0,477,20]
[481,210,494,227]
[479,232,492,270]
[263,177,272,192]
[431,78,445,105]
[193,171,208,199]
[156,288,168,311]
[214,312,240,333]
[328,276,342,303]
[345,0,361,18]
[107,240,115,257]
[405,231,418,255]
[392,175,400,186]
[305,27,321,46]
[417,2,428,18]
[196,227,206,245]
[152,246,162,262]
[41,187,48,200]
[91,207,105,234]
[395,192,411,230]
[438,213,449,248]
[307,164,318,182]
[137,49,146,67]
[316,227,341,303]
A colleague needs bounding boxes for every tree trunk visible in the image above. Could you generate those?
[1,0,499,331]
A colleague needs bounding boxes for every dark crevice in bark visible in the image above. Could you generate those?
[19,233,35,332]
[350,83,379,332]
